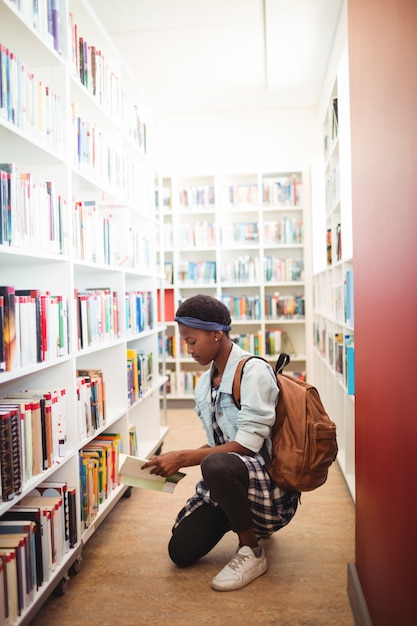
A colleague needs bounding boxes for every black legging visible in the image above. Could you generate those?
[168,453,252,567]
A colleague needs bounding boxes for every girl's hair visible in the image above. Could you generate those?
[175,295,231,331]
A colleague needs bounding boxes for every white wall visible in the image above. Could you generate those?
[157,106,321,176]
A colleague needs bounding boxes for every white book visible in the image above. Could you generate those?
[118,454,185,494]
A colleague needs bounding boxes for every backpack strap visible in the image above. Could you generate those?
[231,356,255,409]
[232,353,291,409]
[275,352,291,374]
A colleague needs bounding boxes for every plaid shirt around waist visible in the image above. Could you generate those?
[173,387,299,539]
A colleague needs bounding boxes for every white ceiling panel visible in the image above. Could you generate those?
[92,0,343,114]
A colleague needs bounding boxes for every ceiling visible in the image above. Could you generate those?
[92,0,343,115]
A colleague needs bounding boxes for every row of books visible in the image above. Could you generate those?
[325,163,340,213]
[177,260,216,284]
[163,365,306,397]
[10,0,65,55]
[73,200,112,265]
[263,218,303,245]
[0,388,67,504]
[326,223,342,266]
[220,222,259,245]
[264,293,305,319]
[69,12,147,153]
[177,186,215,209]
[0,286,69,373]
[75,288,120,351]
[0,41,64,153]
[314,322,355,394]
[262,177,302,207]
[125,290,154,336]
[220,256,261,283]
[0,162,64,253]
[71,102,141,201]
[0,480,77,625]
[164,255,304,285]
[221,294,262,321]
[170,216,304,249]
[174,177,302,209]
[230,333,263,355]
[79,433,122,530]
[164,370,203,396]
[329,269,354,326]
[177,222,216,248]
[76,369,106,442]
[127,349,153,406]
[324,97,339,159]
[230,330,284,356]
[218,184,259,206]
[73,201,152,270]
[264,256,304,282]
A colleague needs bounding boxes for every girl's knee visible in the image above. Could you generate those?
[201,452,228,482]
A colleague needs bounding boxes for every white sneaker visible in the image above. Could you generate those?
[211,545,268,591]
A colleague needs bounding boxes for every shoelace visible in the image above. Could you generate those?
[227,551,250,572]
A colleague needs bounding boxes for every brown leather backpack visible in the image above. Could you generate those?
[232,353,338,492]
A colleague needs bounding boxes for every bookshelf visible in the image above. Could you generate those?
[312,45,355,499]
[158,171,311,400]
[0,1,166,622]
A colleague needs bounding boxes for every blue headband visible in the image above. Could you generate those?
[174,316,231,332]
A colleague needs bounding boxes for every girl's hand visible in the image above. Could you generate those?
[142,451,183,477]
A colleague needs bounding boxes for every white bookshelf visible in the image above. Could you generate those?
[0,1,166,622]
[159,171,312,401]
[312,45,355,499]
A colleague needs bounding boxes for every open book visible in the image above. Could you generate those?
[118,453,186,494]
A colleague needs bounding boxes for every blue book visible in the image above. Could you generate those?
[347,344,355,395]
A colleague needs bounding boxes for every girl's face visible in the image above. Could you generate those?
[178,324,218,366]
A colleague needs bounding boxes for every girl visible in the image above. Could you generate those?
[142,294,299,591]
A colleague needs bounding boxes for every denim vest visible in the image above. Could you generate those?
[194,343,278,459]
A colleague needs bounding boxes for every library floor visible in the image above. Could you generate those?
[30,408,355,626]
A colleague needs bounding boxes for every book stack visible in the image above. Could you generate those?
[127,349,153,406]
[220,255,260,283]
[76,369,106,441]
[264,256,304,282]
[0,163,65,253]
[231,332,263,355]
[262,176,302,207]
[264,293,305,319]
[0,389,68,504]
[0,286,70,373]
[263,217,303,245]
[0,46,64,153]
[125,290,154,336]
[79,433,122,530]
[75,288,120,350]
[221,294,262,321]
[0,479,77,623]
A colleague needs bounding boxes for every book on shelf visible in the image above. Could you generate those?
[0,543,20,623]
[0,522,37,606]
[157,288,175,323]
[0,407,21,503]
[118,453,186,494]
[0,286,16,372]
[345,269,354,326]
[2,508,44,588]
[336,223,342,261]
[76,369,106,433]
[345,336,355,396]
[129,424,138,456]
[326,229,332,266]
